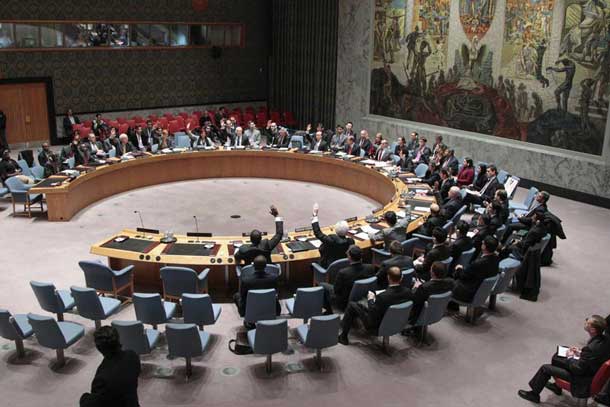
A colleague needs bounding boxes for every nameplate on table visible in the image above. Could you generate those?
[242,232,267,237]
[187,232,213,238]
[344,216,357,223]
[137,227,160,235]
[294,226,313,233]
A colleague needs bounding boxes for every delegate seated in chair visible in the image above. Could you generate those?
[449,221,474,262]
[450,236,500,308]
[376,240,414,289]
[414,227,451,281]
[320,245,375,313]
[338,266,411,345]
[501,209,547,261]
[234,205,283,265]
[233,255,280,318]
[518,315,610,404]
[80,326,141,407]
[503,191,550,243]
[416,204,446,237]
[311,203,355,268]
[368,211,408,251]
[407,261,455,326]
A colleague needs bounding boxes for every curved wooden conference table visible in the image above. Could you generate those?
[32,149,436,294]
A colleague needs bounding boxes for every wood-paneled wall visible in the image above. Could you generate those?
[269,0,338,130]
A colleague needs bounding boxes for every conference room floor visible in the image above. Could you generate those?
[0,179,609,407]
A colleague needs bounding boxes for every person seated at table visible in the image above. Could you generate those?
[343,135,360,156]
[376,240,414,289]
[330,124,347,150]
[441,149,459,174]
[0,149,34,184]
[158,129,174,150]
[116,134,135,157]
[405,131,418,151]
[372,132,383,153]
[369,210,408,251]
[414,227,451,281]
[272,127,290,147]
[38,142,60,176]
[85,133,107,158]
[450,235,499,307]
[191,124,215,148]
[421,161,441,187]
[60,133,89,167]
[436,168,457,204]
[311,131,328,152]
[501,209,547,261]
[503,191,550,243]
[320,245,375,313]
[441,186,463,220]
[407,261,455,326]
[143,120,159,147]
[449,220,474,265]
[244,121,261,146]
[103,127,120,152]
[357,129,373,156]
[311,203,355,268]
[338,266,411,345]
[228,126,249,147]
[373,139,392,161]
[394,136,408,157]
[457,157,475,187]
[234,205,284,265]
[407,137,432,170]
[471,214,497,258]
[416,203,445,236]
[462,164,501,207]
[233,255,281,321]
[518,315,610,404]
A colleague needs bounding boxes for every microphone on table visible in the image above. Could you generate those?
[193,215,200,243]
[134,210,147,239]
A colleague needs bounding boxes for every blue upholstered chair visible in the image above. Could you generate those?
[160,266,209,301]
[235,263,281,280]
[5,176,44,217]
[371,246,393,265]
[489,258,522,310]
[497,170,509,184]
[166,323,210,378]
[312,258,349,285]
[348,276,377,303]
[285,287,324,323]
[244,289,277,325]
[411,291,452,344]
[27,313,85,367]
[30,165,46,181]
[296,314,340,370]
[451,205,467,225]
[78,260,134,299]
[247,319,288,374]
[133,293,177,329]
[30,281,75,321]
[510,187,538,211]
[111,320,160,355]
[414,163,428,178]
[455,248,476,270]
[181,294,222,330]
[0,309,34,358]
[495,225,508,242]
[70,286,121,329]
[452,275,499,323]
[288,135,305,149]
[0,185,9,198]
[401,268,415,288]
[378,301,413,351]
[400,237,420,258]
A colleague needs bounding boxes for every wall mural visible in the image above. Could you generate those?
[370,0,610,155]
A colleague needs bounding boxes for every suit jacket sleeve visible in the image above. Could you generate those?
[312,220,332,245]
[266,219,284,249]
[568,343,597,376]
[333,271,349,298]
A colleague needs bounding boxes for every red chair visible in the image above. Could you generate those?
[126,120,136,128]
[255,112,268,128]
[245,106,255,114]
[148,114,158,122]
[270,110,281,124]
[554,359,610,406]
[177,112,188,120]
[175,116,185,129]
[132,116,144,122]
[232,107,243,115]
[168,120,181,134]
[163,113,174,120]
[193,111,203,118]
[72,123,83,132]
[79,127,92,137]
[116,117,127,124]
[207,112,217,126]
[82,120,93,128]
[118,124,129,135]
[283,111,297,128]
[243,112,255,124]
[159,118,169,129]
[108,121,119,129]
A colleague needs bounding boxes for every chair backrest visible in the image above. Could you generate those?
[497,170,509,184]
[182,294,216,326]
[17,160,34,177]
[78,260,114,292]
[244,289,277,323]
[292,287,324,320]
[442,221,454,233]
[108,147,117,158]
[456,247,476,268]
[288,135,304,149]
[31,165,45,180]
[401,237,420,257]
[112,320,151,354]
[471,275,499,307]
[522,187,539,209]
[325,258,350,282]
[540,233,552,254]
[591,359,610,395]
[151,144,159,154]
[400,268,415,287]
[494,258,521,294]
[359,148,366,158]
[414,163,428,178]
[239,263,281,278]
[67,156,75,169]
[0,309,24,340]
[70,286,104,320]
[5,176,28,193]
[304,315,340,349]
[378,301,413,337]
[133,293,167,325]
[253,319,288,355]
[27,313,66,349]
[348,276,377,302]
[175,134,191,148]
[451,205,467,224]
[166,323,203,358]
[416,291,452,326]
[160,266,198,297]
[30,281,63,314]
[439,256,453,270]
[495,225,507,241]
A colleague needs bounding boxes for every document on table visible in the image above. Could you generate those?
[414,206,431,213]
[354,232,370,240]
[309,239,322,248]
[463,189,480,196]
[360,225,379,234]
[361,159,377,165]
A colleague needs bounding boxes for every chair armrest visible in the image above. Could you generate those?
[412,234,433,241]
[371,247,390,257]
[198,268,210,281]
[311,262,326,275]
[113,265,134,277]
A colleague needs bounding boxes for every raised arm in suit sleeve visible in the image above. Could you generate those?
[312,218,333,245]
[267,217,284,249]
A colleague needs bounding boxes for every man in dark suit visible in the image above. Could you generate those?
[436,169,457,203]
[442,186,463,220]
[503,209,547,260]
[441,149,459,174]
[415,227,452,280]
[503,191,550,243]
[357,129,373,157]
[449,220,474,263]
[84,133,107,159]
[233,255,280,318]
[273,127,290,147]
[406,132,419,151]
[462,164,501,206]
[374,139,393,161]
[129,126,149,151]
[38,142,60,176]
[320,245,375,312]
[235,205,283,265]
[343,135,360,156]
[338,266,411,345]
[408,261,455,324]
[311,203,355,267]
[80,326,141,407]
[369,211,408,251]
[472,214,498,258]
[518,315,610,403]
[452,235,500,303]
[62,109,80,139]
[417,204,446,236]
[408,137,432,169]
[311,131,328,152]
[116,134,135,157]
[230,126,250,147]
[142,120,158,147]
[376,240,414,289]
